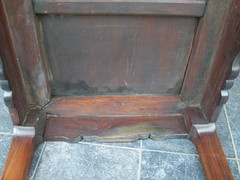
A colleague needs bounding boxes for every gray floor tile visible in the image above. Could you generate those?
[0,135,12,174]
[225,95,240,157]
[29,143,46,179]
[141,151,205,180]
[0,89,13,133]
[230,76,240,94]
[34,142,139,180]
[142,138,197,154]
[217,111,235,158]
[141,110,235,158]
[228,160,240,180]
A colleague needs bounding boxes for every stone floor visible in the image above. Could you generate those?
[0,77,240,180]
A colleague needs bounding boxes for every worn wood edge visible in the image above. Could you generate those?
[44,115,188,142]
[33,0,206,16]
[188,123,234,180]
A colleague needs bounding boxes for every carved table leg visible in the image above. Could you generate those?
[0,127,39,180]
[189,123,233,180]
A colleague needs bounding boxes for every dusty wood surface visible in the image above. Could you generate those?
[39,15,197,96]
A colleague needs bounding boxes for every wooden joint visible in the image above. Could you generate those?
[188,123,216,140]
[23,108,47,142]
[184,107,208,132]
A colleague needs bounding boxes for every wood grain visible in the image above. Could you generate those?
[39,15,197,96]
[45,96,185,117]
[44,116,187,142]
[0,136,36,180]
[33,0,206,16]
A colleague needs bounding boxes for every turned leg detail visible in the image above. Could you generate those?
[189,123,233,180]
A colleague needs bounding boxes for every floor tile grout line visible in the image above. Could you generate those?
[226,157,239,161]
[78,141,200,156]
[229,92,240,95]
[137,140,143,180]
[29,142,46,180]
[0,132,13,136]
[223,106,240,173]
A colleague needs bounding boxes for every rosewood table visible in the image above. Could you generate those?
[0,0,240,179]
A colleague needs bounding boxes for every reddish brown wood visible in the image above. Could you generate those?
[181,0,234,107]
[0,0,239,179]
[44,116,187,142]
[201,0,240,121]
[189,124,234,180]
[33,0,206,16]
[0,109,46,180]
[45,96,185,117]
[0,134,37,180]
[39,15,197,96]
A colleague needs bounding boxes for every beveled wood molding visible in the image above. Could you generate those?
[33,0,206,16]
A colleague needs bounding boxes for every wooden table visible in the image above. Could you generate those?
[0,0,240,179]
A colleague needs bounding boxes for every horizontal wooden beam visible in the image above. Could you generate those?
[44,96,185,117]
[44,115,187,142]
[33,0,206,16]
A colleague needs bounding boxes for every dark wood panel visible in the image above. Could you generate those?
[45,96,185,117]
[44,116,187,142]
[39,15,197,96]
[33,0,206,17]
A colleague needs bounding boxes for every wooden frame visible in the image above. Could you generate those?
[0,0,240,179]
